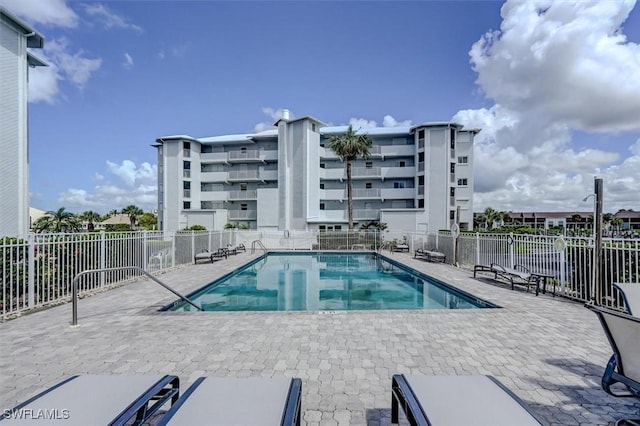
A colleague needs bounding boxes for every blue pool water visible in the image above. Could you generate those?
[167,253,495,312]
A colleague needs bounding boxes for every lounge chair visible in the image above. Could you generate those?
[474,263,539,293]
[391,374,546,425]
[614,283,640,316]
[157,377,302,426]
[414,248,446,263]
[193,248,228,264]
[0,375,179,425]
[587,304,640,425]
[391,243,410,253]
[235,242,247,253]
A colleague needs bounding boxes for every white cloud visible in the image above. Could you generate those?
[27,38,102,104]
[382,115,412,127]
[123,53,134,69]
[59,161,157,212]
[455,0,640,213]
[82,3,143,32]
[348,118,377,129]
[0,0,78,28]
[253,107,293,132]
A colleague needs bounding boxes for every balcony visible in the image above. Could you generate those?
[380,188,415,200]
[381,166,416,180]
[183,170,191,178]
[319,168,344,180]
[352,188,381,199]
[228,210,257,220]
[352,167,381,179]
[228,190,257,200]
[199,192,228,202]
[200,171,228,182]
[353,209,379,220]
[228,170,260,181]
[228,150,265,163]
[200,152,228,163]
[183,189,191,198]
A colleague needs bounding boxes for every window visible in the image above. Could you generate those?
[365,182,372,189]
[418,176,424,185]
[365,161,373,169]
[183,161,191,178]
[393,181,405,189]
[312,123,317,131]
[418,199,424,208]
[450,187,455,197]
[457,178,468,186]
[450,163,455,173]
[183,181,191,189]
[320,163,326,169]
[450,129,456,149]
[240,183,247,191]
[334,225,342,230]
[418,152,424,162]
[418,129,425,139]
[458,156,468,164]
[319,225,326,231]
[241,203,248,211]
[450,210,455,220]
[320,183,325,189]
[320,203,325,210]
[183,141,190,150]
[183,201,191,210]
[241,147,247,154]
[201,145,212,153]
[398,161,406,167]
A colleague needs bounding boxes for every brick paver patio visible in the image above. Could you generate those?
[1,251,638,425]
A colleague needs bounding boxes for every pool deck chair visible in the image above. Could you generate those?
[391,374,546,426]
[587,304,640,425]
[614,283,640,316]
[158,377,302,426]
[474,263,539,293]
[0,375,179,425]
[414,248,446,263]
[193,248,228,264]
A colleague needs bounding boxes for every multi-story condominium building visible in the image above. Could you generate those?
[0,7,45,237]
[155,112,477,233]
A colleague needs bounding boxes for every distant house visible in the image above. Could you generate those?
[29,207,47,229]
[614,210,640,230]
[0,7,46,237]
[98,214,132,230]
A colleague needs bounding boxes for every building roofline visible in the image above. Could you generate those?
[0,6,45,49]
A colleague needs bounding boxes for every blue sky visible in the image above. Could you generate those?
[3,0,640,215]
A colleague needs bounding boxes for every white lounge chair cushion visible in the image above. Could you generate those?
[163,377,291,425]
[403,375,541,426]
[2,375,167,425]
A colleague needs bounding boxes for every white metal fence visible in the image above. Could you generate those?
[2,230,638,320]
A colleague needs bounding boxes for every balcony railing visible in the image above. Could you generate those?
[228,210,257,220]
[228,150,263,162]
[183,189,191,198]
[352,188,381,198]
[352,209,379,220]
[183,170,191,178]
[228,170,260,181]
[352,167,381,178]
[228,190,257,200]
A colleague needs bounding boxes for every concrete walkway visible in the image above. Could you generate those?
[1,251,637,425]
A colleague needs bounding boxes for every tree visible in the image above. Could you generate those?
[79,210,101,232]
[33,207,82,233]
[328,125,373,230]
[121,205,143,229]
[138,213,158,230]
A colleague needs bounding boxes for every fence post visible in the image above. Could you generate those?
[171,232,176,268]
[143,231,148,271]
[476,233,480,266]
[27,234,35,308]
[509,233,515,268]
[100,231,106,287]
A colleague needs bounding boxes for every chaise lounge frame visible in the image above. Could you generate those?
[414,248,446,263]
[474,263,539,294]
[391,374,545,425]
[587,304,640,425]
[157,377,302,426]
[0,375,179,426]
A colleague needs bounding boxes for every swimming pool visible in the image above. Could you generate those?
[166,252,496,312]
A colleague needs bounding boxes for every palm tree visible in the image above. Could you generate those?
[79,210,101,232]
[482,207,499,231]
[121,205,143,229]
[328,125,373,230]
[473,213,487,231]
[33,207,81,233]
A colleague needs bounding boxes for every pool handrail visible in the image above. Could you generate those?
[72,266,203,326]
[251,240,267,254]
